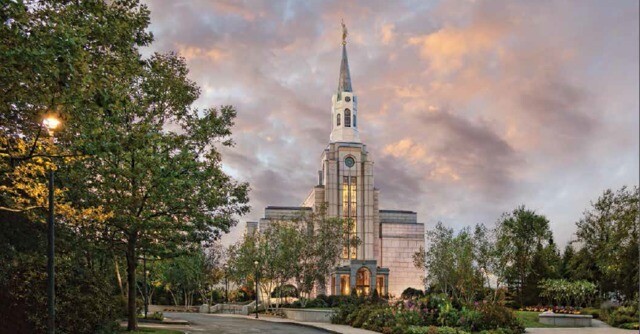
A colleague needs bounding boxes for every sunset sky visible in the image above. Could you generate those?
[141,0,639,247]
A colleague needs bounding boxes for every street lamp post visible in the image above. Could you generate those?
[223,264,229,303]
[43,115,61,334]
[254,260,259,319]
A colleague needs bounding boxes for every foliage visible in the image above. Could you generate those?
[271,284,299,298]
[227,209,346,312]
[407,326,470,334]
[333,294,524,334]
[413,223,488,304]
[605,305,639,328]
[2,0,249,331]
[494,206,556,306]
[0,212,121,334]
[572,186,639,301]
[402,287,425,299]
[579,307,600,319]
[153,249,222,307]
[538,279,597,307]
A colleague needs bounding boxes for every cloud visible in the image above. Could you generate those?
[142,0,639,247]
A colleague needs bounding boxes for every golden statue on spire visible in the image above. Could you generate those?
[341,19,348,45]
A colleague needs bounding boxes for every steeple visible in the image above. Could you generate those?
[338,20,352,93]
[338,44,352,93]
[330,20,360,143]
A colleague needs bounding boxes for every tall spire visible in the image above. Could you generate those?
[338,20,352,93]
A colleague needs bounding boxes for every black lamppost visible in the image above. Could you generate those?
[254,260,259,319]
[223,264,229,303]
[43,115,61,334]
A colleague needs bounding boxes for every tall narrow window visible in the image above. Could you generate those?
[353,114,357,127]
[344,109,351,127]
[337,113,341,126]
[342,175,357,259]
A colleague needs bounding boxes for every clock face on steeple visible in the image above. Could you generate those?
[345,156,355,168]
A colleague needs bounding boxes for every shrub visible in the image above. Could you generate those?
[606,305,639,327]
[306,298,329,308]
[618,322,639,330]
[361,307,396,333]
[472,302,524,333]
[437,300,459,327]
[457,307,483,332]
[407,326,470,334]
[580,307,600,319]
[402,287,425,300]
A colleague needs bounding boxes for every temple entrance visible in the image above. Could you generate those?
[340,274,350,295]
[355,267,370,296]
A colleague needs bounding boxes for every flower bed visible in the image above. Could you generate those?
[520,305,582,315]
[330,294,524,334]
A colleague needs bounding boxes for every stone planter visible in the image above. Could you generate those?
[538,313,593,327]
[281,308,336,323]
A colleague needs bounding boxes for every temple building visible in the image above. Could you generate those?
[247,29,425,298]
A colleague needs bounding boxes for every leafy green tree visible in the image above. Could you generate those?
[293,210,345,305]
[413,222,485,304]
[495,206,553,306]
[573,186,639,301]
[63,52,249,330]
[227,209,347,310]
[560,244,575,279]
[1,0,152,216]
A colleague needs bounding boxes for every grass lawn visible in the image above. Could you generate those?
[515,311,558,328]
[120,327,183,334]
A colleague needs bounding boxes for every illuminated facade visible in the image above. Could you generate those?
[247,37,425,298]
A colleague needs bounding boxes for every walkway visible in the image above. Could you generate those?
[152,312,377,334]
[143,312,635,334]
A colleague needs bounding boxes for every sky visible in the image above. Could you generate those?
[141,0,639,248]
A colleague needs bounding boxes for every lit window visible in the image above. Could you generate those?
[337,113,341,126]
[356,267,371,296]
[344,109,351,127]
[342,176,357,259]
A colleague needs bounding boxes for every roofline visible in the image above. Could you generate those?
[265,206,312,211]
[379,209,417,214]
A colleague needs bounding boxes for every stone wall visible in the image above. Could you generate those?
[380,222,425,297]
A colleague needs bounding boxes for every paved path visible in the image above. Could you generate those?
[150,312,335,334]
[143,312,636,334]
[526,320,636,334]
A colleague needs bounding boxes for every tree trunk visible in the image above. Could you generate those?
[115,255,124,299]
[126,234,138,331]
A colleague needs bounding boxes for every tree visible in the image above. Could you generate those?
[573,186,639,301]
[1,1,155,332]
[413,222,485,304]
[293,210,345,305]
[494,206,553,306]
[1,0,152,216]
[560,244,575,279]
[63,52,249,330]
[227,209,347,311]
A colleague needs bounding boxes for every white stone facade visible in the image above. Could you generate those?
[247,41,425,298]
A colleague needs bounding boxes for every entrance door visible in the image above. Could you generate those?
[355,267,370,296]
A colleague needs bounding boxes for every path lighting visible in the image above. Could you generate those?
[254,260,259,319]
[43,114,61,334]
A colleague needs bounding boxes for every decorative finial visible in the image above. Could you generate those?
[341,19,348,45]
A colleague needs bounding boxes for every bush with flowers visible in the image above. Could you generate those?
[331,292,524,334]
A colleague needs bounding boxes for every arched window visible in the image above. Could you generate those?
[337,113,341,126]
[344,109,351,127]
[353,114,357,127]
